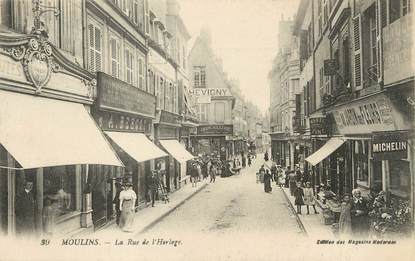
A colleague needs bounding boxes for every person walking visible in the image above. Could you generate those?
[257,165,266,183]
[190,163,198,187]
[270,163,277,185]
[303,182,319,214]
[119,182,137,232]
[338,194,352,236]
[293,182,304,214]
[264,151,269,161]
[247,155,252,167]
[263,169,272,193]
[288,170,297,196]
[277,166,286,188]
[209,164,217,183]
[241,154,246,168]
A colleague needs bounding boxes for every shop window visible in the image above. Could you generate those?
[389,160,410,198]
[215,102,225,123]
[354,140,369,186]
[43,166,76,216]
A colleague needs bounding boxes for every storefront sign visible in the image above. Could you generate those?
[93,110,152,134]
[197,125,233,136]
[158,125,178,139]
[96,72,156,118]
[331,93,395,134]
[372,131,409,160]
[310,117,327,135]
[159,110,181,126]
[383,13,413,86]
[190,88,231,97]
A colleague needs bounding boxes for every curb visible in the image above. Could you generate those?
[136,182,209,235]
[280,187,309,237]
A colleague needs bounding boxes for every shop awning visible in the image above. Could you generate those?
[305,137,346,166]
[159,140,194,163]
[0,90,123,169]
[105,132,167,162]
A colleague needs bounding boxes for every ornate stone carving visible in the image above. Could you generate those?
[83,78,97,99]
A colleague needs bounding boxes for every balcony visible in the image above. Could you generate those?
[293,115,305,134]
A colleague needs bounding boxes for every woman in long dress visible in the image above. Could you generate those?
[263,169,272,193]
[303,182,319,214]
[119,183,137,232]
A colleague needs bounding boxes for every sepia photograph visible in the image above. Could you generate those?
[0,0,414,260]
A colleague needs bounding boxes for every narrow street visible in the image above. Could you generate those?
[135,156,306,261]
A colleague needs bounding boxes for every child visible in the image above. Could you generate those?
[303,182,319,214]
[293,182,304,214]
[338,194,352,236]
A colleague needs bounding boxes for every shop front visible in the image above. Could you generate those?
[0,34,123,237]
[91,72,164,229]
[192,125,234,161]
[270,133,290,167]
[155,110,183,192]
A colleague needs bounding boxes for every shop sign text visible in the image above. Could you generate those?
[197,125,233,136]
[372,131,409,160]
[93,110,152,134]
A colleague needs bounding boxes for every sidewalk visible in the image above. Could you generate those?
[78,180,209,239]
[281,186,334,238]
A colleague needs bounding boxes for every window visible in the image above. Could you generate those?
[199,104,209,122]
[215,102,225,123]
[43,166,77,216]
[193,66,206,88]
[369,14,377,70]
[125,47,134,85]
[138,56,144,89]
[388,160,410,198]
[109,35,121,78]
[88,22,103,73]
[165,82,171,111]
[144,0,149,34]
[390,0,411,23]
[158,77,164,109]
[353,140,369,186]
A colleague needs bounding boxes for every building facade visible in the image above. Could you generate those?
[188,30,234,161]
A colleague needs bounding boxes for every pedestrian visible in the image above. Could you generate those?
[264,151,269,161]
[351,188,369,237]
[302,170,310,184]
[113,182,122,224]
[119,182,137,232]
[303,182,319,214]
[202,161,208,179]
[248,155,252,167]
[263,169,272,193]
[338,194,352,236]
[278,168,286,188]
[15,180,36,237]
[196,162,202,181]
[295,165,303,183]
[209,164,217,183]
[270,162,277,184]
[293,182,304,214]
[284,166,291,188]
[241,154,246,168]
[257,165,265,183]
[288,170,297,196]
[191,163,198,187]
[150,171,158,206]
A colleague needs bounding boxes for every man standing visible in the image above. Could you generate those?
[16,180,36,237]
[150,171,158,207]
[113,182,122,225]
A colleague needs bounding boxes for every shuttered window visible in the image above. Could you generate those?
[125,48,134,85]
[109,36,121,78]
[138,56,144,90]
[353,15,362,90]
[88,23,103,73]
[144,0,150,34]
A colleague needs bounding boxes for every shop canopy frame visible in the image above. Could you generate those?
[105,131,168,163]
[0,90,123,169]
[305,137,346,166]
[159,140,194,163]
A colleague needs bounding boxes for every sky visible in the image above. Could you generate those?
[179,0,300,114]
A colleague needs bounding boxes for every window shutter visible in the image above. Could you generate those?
[94,27,102,72]
[353,15,363,90]
[88,24,96,72]
[376,0,383,83]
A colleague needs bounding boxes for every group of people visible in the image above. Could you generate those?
[190,157,220,186]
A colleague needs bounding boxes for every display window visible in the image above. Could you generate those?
[353,140,369,187]
[388,160,410,198]
[43,166,76,216]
